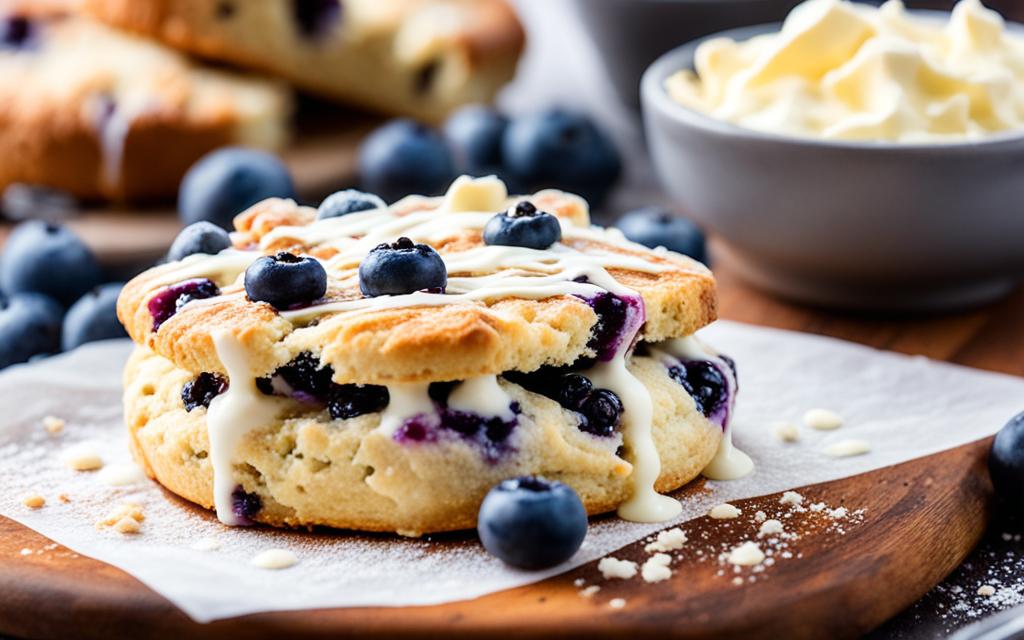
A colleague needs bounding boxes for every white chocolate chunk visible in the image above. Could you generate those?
[609,598,627,609]
[824,439,871,458]
[250,549,297,570]
[727,541,765,566]
[598,557,638,580]
[780,491,804,506]
[644,527,687,553]
[709,503,742,519]
[759,519,784,536]
[804,408,844,430]
[641,553,673,583]
[773,421,800,442]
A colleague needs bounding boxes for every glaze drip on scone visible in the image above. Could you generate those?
[137,176,748,526]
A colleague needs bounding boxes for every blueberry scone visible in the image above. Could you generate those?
[0,8,290,201]
[81,0,525,123]
[117,176,750,536]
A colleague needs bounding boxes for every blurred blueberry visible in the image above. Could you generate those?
[477,476,588,570]
[179,147,295,230]
[0,221,102,306]
[62,283,127,351]
[358,119,455,203]
[991,412,1024,510]
[443,105,509,178]
[502,109,621,207]
[0,292,63,368]
[167,222,232,262]
[317,189,386,220]
[616,207,708,264]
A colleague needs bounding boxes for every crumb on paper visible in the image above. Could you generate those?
[97,463,147,487]
[97,503,144,534]
[191,537,221,552]
[21,494,45,509]
[645,527,687,553]
[579,585,600,598]
[58,494,71,503]
[42,416,65,434]
[609,598,626,609]
[709,503,741,519]
[978,585,996,597]
[62,446,103,472]
[759,519,784,536]
[641,553,673,583]
[250,549,298,570]
[773,421,800,442]
[824,439,871,458]
[804,408,843,430]
[780,491,804,507]
[598,557,638,580]
[727,542,765,567]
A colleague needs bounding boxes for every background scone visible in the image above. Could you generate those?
[118,176,737,535]
[0,8,290,201]
[81,0,525,122]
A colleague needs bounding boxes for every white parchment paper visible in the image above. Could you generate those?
[1,321,1022,623]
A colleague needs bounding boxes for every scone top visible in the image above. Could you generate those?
[118,176,716,384]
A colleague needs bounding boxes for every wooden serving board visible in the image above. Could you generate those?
[0,261,1019,640]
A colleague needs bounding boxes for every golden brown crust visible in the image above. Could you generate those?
[0,11,290,200]
[80,0,524,122]
[124,345,721,535]
[117,187,718,384]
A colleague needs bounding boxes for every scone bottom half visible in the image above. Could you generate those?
[119,175,753,535]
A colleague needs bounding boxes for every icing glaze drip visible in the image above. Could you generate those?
[206,331,283,525]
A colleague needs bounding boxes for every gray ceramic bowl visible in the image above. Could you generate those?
[641,23,1024,311]
[568,0,800,109]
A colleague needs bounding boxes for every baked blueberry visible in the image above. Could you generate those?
[477,476,588,569]
[0,221,102,306]
[483,201,562,250]
[359,237,447,296]
[182,372,228,412]
[316,189,385,220]
[585,292,636,361]
[990,412,1024,509]
[556,374,593,411]
[328,384,390,420]
[147,278,220,330]
[179,147,295,230]
[616,207,708,264]
[275,351,335,399]
[0,292,63,368]
[231,486,262,523]
[62,283,127,351]
[167,222,233,261]
[244,252,328,310]
[443,105,509,177]
[578,389,623,437]
[668,360,728,419]
[503,109,621,207]
[292,0,341,39]
[358,120,455,203]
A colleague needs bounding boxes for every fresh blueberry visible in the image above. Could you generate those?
[502,109,621,207]
[483,201,562,250]
[0,292,63,368]
[443,105,509,177]
[182,372,228,411]
[358,237,447,297]
[358,120,456,203]
[0,16,34,49]
[167,222,232,261]
[291,0,341,39]
[147,278,220,330]
[61,283,127,351]
[477,476,588,570]
[179,147,295,230]
[616,207,708,264]
[991,412,1024,509]
[0,221,102,306]
[316,189,385,220]
[328,384,390,420]
[244,252,328,310]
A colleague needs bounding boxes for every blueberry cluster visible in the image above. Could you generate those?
[254,351,390,420]
[614,207,708,265]
[147,278,220,330]
[181,372,228,412]
[503,367,623,437]
[583,291,641,362]
[483,201,561,250]
[359,106,622,207]
[358,237,447,297]
[0,220,127,369]
[666,359,732,422]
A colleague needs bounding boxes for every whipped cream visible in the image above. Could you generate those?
[666,0,1024,143]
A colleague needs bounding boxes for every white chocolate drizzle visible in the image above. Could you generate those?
[148,176,719,525]
[206,331,284,525]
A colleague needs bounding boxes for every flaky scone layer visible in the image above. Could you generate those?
[124,345,721,535]
[118,183,717,384]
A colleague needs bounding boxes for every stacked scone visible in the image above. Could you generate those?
[117,176,745,536]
